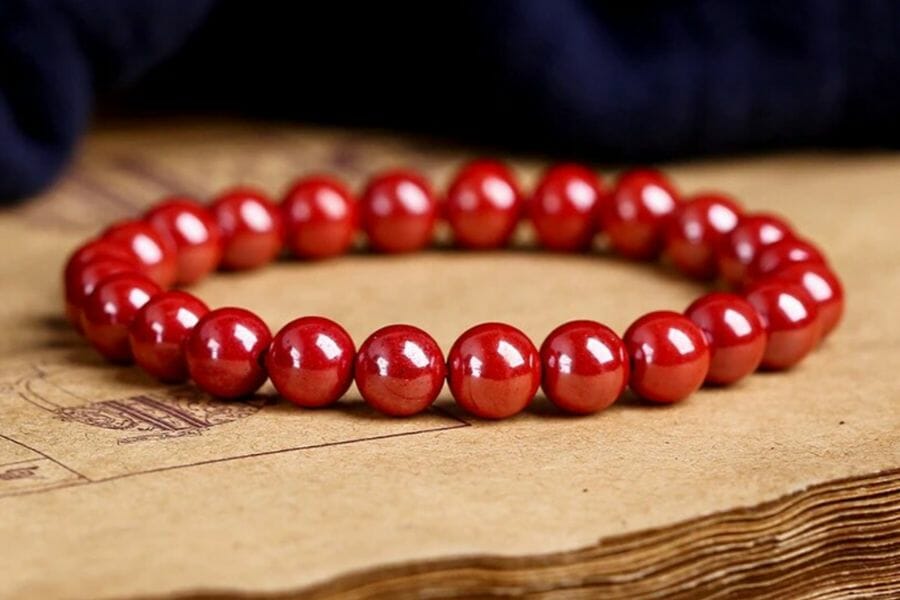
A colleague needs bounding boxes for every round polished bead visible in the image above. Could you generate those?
[623,311,710,403]
[529,164,603,251]
[355,324,446,417]
[445,160,523,249]
[103,219,178,288]
[360,169,437,253]
[282,176,357,259]
[81,273,162,363]
[184,307,272,398]
[144,197,223,284]
[664,192,743,279]
[743,281,820,370]
[266,316,355,408]
[447,322,540,419]
[684,293,767,385]
[209,187,284,270]
[64,257,141,331]
[601,169,680,260]
[65,239,138,274]
[540,320,629,414]
[128,291,210,383]
[745,237,826,284]
[717,213,793,287]
[769,262,844,338]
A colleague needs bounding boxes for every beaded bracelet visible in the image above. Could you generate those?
[62,161,844,419]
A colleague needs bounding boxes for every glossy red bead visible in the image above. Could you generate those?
[769,262,844,338]
[355,324,446,417]
[601,169,680,260]
[623,311,710,403]
[266,316,356,408]
[144,197,223,284]
[184,307,272,398]
[64,257,141,331]
[717,213,793,287]
[540,320,629,414]
[209,187,284,270]
[447,322,540,419]
[103,219,178,288]
[64,239,139,273]
[128,291,210,382]
[360,170,438,253]
[744,281,820,370]
[684,293,767,385]
[445,160,523,249]
[81,273,162,363]
[664,192,742,279]
[745,237,826,284]
[282,176,357,259]
[529,164,603,251]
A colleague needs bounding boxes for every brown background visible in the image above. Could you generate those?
[0,120,898,598]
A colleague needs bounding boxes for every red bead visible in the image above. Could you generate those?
[128,291,210,383]
[769,262,844,338]
[81,273,162,363]
[184,307,272,398]
[144,197,223,284]
[266,316,355,408]
[64,257,140,331]
[540,320,629,414]
[743,281,820,370]
[282,176,357,259]
[684,293,767,385]
[64,239,138,273]
[209,187,284,270]
[623,311,710,403]
[445,160,523,249]
[359,169,437,253]
[664,192,742,279]
[447,322,540,419]
[601,169,680,260]
[355,325,446,417]
[529,164,603,251]
[717,213,793,287]
[103,219,178,288]
[745,237,826,284]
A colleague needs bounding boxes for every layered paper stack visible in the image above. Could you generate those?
[0,121,897,598]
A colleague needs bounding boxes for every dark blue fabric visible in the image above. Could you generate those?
[1,1,899,201]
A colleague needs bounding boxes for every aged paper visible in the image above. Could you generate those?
[0,121,898,598]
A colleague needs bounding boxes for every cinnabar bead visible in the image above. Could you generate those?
[623,311,710,403]
[664,192,742,279]
[684,293,767,385]
[529,164,603,251]
[128,291,210,383]
[355,324,446,416]
[445,160,523,249]
[540,320,629,414]
[266,316,355,408]
[144,197,223,284]
[209,187,284,270]
[601,169,680,260]
[81,272,162,363]
[769,262,844,338]
[64,257,140,331]
[65,239,139,273]
[744,281,820,370]
[447,322,540,419]
[745,237,826,284]
[103,219,178,288]
[717,213,793,287]
[184,307,272,398]
[360,170,437,253]
[282,176,357,259]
